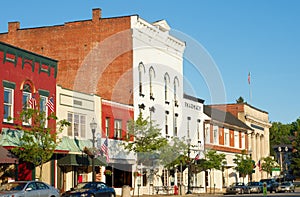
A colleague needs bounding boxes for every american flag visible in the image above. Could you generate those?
[194,153,200,161]
[28,96,36,109]
[46,97,54,112]
[101,137,110,163]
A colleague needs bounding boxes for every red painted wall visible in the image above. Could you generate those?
[101,101,134,141]
[0,42,57,180]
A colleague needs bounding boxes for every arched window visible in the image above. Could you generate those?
[138,62,145,97]
[149,66,155,100]
[20,80,35,125]
[164,73,170,104]
[173,76,179,107]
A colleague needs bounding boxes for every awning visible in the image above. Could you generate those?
[0,146,18,164]
[57,154,106,166]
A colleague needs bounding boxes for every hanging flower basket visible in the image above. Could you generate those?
[104,169,112,176]
[133,171,142,177]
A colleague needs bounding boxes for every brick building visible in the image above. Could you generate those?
[203,105,252,192]
[208,103,272,181]
[0,41,57,182]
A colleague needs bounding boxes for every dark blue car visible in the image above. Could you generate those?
[62,182,115,197]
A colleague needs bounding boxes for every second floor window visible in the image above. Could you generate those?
[67,112,86,138]
[213,125,219,144]
[105,118,110,137]
[4,88,13,122]
[114,119,122,139]
[224,128,229,146]
[234,131,239,148]
[205,126,210,144]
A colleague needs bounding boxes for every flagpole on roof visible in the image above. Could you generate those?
[248,72,252,104]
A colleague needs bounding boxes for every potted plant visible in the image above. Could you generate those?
[104,169,112,176]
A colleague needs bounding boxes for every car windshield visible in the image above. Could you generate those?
[248,182,259,186]
[0,182,27,191]
[235,183,244,186]
[281,182,291,186]
[75,183,97,190]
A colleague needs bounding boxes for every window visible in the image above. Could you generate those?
[205,126,210,144]
[4,88,13,122]
[126,121,130,139]
[197,119,201,141]
[114,119,122,139]
[224,128,229,146]
[138,62,145,97]
[187,117,191,138]
[174,77,179,107]
[164,73,170,104]
[67,113,73,136]
[165,111,168,137]
[174,114,178,136]
[234,131,239,148]
[213,125,219,144]
[40,95,47,113]
[105,118,110,137]
[149,67,155,100]
[80,115,86,138]
[22,84,32,125]
[39,95,48,127]
[241,133,245,149]
[67,112,86,138]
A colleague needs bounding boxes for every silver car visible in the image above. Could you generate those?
[0,181,60,197]
[278,181,295,192]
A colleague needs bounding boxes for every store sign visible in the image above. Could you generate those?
[184,102,201,111]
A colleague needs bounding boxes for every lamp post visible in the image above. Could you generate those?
[90,118,97,182]
[186,138,192,194]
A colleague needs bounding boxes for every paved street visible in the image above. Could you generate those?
[131,188,300,197]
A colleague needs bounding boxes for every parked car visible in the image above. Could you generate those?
[0,180,60,197]
[225,182,250,194]
[277,181,295,192]
[260,178,279,193]
[247,181,263,193]
[61,182,115,197]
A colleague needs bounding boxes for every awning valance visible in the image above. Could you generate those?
[0,146,18,164]
[57,154,105,166]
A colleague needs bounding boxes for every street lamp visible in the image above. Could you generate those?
[90,118,97,182]
[186,138,192,194]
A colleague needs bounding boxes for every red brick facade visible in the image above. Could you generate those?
[0,41,57,180]
[102,100,134,140]
[0,8,133,105]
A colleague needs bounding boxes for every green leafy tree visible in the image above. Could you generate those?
[261,156,279,177]
[122,112,168,196]
[233,150,253,183]
[236,96,245,104]
[10,108,69,181]
[269,122,292,156]
[160,136,188,169]
[202,150,226,193]
[290,118,300,176]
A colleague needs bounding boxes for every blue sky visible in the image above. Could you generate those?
[1,0,299,123]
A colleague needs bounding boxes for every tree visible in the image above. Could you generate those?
[159,136,188,169]
[9,108,69,181]
[122,112,168,196]
[236,96,245,104]
[233,150,253,183]
[201,150,226,193]
[261,156,279,177]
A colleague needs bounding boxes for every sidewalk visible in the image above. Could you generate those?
[130,193,224,197]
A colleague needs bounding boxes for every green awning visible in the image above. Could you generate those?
[57,154,105,166]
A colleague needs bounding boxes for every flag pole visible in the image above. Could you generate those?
[248,72,252,104]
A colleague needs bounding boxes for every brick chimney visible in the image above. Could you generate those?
[92,8,102,22]
[8,22,20,33]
